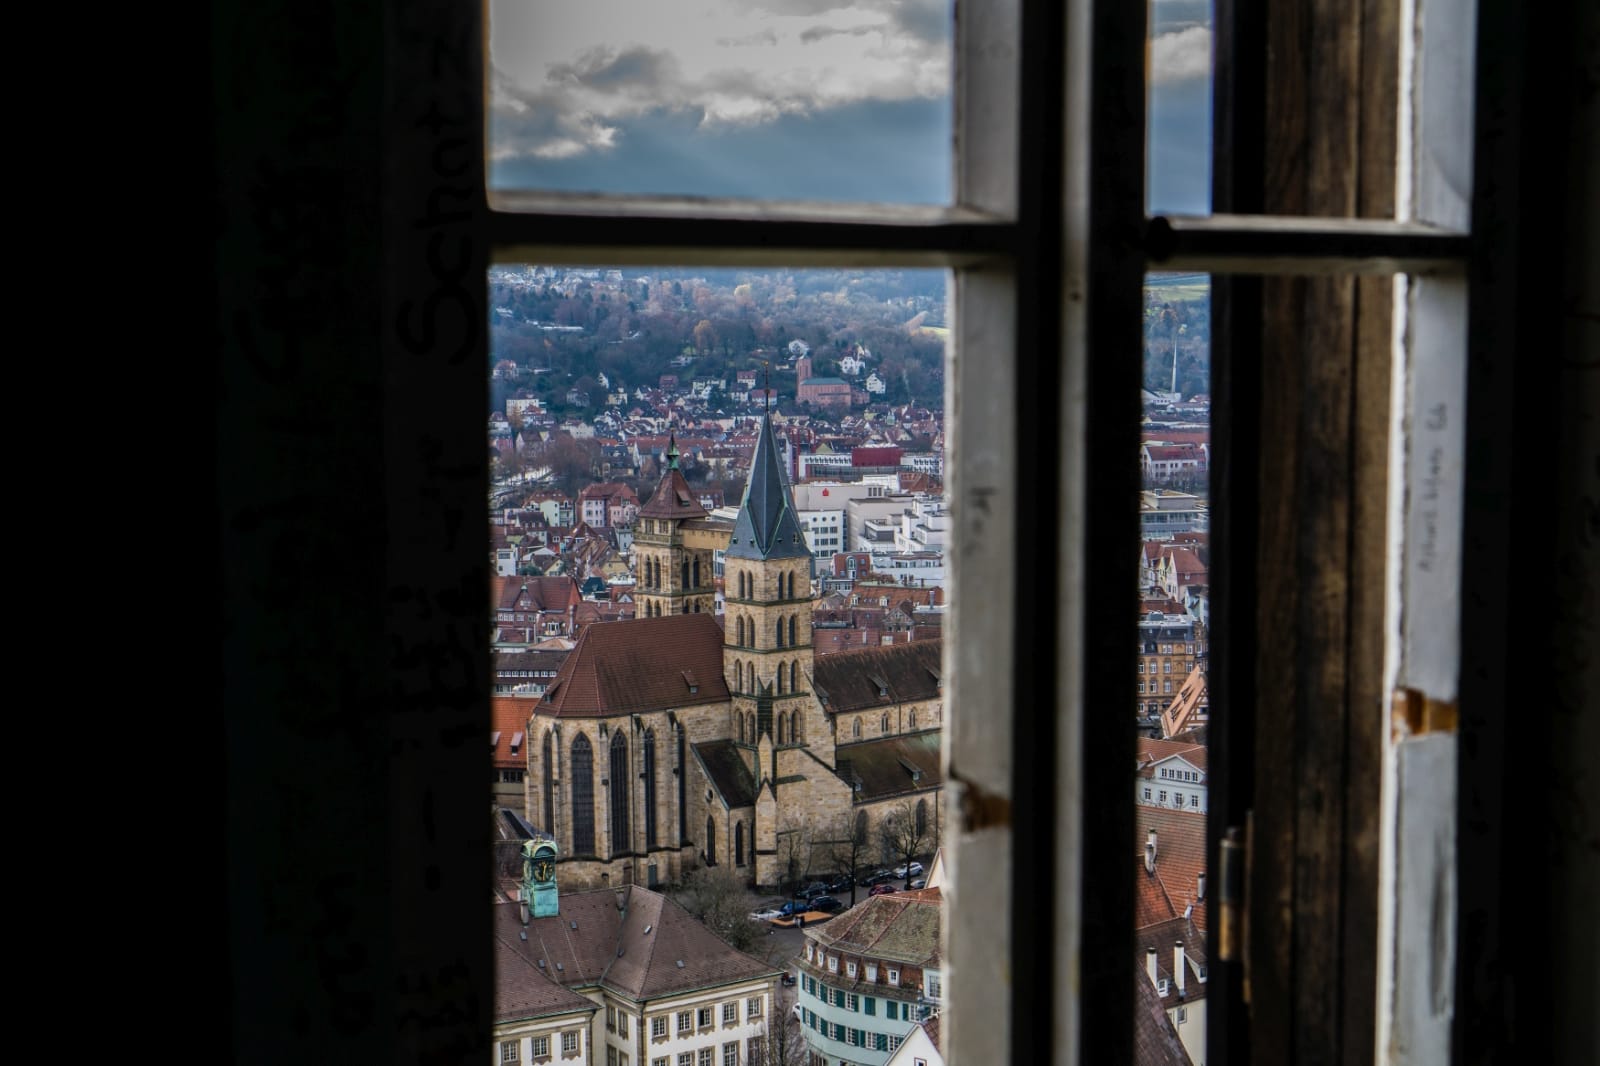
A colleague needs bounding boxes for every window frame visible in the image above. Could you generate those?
[215,0,1572,1059]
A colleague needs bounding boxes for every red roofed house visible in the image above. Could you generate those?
[1135,737,1209,814]
[494,874,782,1066]
[1135,807,1209,1065]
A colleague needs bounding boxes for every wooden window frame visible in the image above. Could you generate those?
[217,0,1586,1062]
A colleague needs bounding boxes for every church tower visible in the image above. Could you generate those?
[634,434,715,618]
[724,412,816,779]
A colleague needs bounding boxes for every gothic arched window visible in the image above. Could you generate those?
[881,713,890,733]
[853,718,862,739]
[777,714,786,742]
[736,616,745,646]
[776,618,785,647]
[790,661,799,692]
[916,798,928,836]
[910,709,918,729]
[693,557,701,587]
[609,731,629,857]
[735,821,745,866]
[789,615,797,645]
[790,710,799,741]
[541,730,554,832]
[570,734,595,855]
[642,729,658,849]
[737,712,745,744]
[681,559,689,589]
[706,816,716,865]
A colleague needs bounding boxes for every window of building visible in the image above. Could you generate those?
[722,1002,737,1024]
[678,1054,693,1066]
[722,1044,738,1066]
[746,997,761,1019]
[846,960,857,978]
[827,955,838,973]
[502,1041,520,1064]
[698,1049,713,1066]
[847,992,859,1012]
[529,1036,546,1058]
[677,1012,692,1035]
[746,1039,762,1066]
[886,968,898,987]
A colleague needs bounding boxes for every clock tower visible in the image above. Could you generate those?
[520,837,560,919]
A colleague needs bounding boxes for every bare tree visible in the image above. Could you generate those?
[775,812,818,896]
[821,810,872,906]
[755,1009,809,1066]
[670,864,764,952]
[878,798,931,883]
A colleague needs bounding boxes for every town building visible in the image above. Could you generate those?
[495,841,783,1066]
[795,886,943,1066]
[1135,737,1208,814]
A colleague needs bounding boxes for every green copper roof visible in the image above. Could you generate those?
[727,413,811,561]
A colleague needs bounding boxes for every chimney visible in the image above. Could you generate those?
[1146,946,1159,988]
[1174,942,1187,994]
[1197,871,1206,901]
[1144,841,1156,874]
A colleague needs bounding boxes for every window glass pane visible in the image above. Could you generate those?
[1147,0,1214,215]
[488,2,954,204]
[1135,271,1210,1065]
[491,263,951,1061]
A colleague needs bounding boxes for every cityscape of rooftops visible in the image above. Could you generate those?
[487,263,1212,1066]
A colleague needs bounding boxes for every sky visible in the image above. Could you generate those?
[489,0,1212,215]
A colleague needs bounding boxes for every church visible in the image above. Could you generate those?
[525,413,945,891]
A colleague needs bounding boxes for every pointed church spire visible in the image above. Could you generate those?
[727,410,810,561]
[667,429,680,471]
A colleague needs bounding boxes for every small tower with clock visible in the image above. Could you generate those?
[520,837,560,920]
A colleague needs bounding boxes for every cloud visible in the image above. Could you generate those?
[1149,26,1211,85]
[488,0,951,160]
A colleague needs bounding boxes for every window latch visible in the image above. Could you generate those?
[1217,814,1252,1003]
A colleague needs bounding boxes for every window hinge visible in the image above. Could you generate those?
[1217,814,1252,1003]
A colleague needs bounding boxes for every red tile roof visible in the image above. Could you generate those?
[1135,807,1209,934]
[494,886,782,1003]
[534,614,729,718]
[492,699,535,769]
[813,641,942,714]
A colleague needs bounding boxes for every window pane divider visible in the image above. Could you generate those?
[488,195,1016,267]
[1145,213,1471,274]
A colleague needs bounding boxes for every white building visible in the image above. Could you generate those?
[796,888,943,1066]
[1135,738,1208,814]
[799,508,847,564]
[895,498,949,554]
[494,883,783,1066]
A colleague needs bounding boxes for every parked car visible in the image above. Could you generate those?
[892,861,925,879]
[776,900,806,917]
[810,896,844,913]
[825,872,854,892]
[907,878,928,891]
[797,881,830,900]
[862,868,895,886]
[750,907,782,922]
[868,883,896,897]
